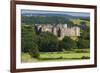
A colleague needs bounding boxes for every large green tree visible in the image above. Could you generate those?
[60,36,77,50]
[77,39,90,49]
[77,22,90,49]
[37,32,60,52]
[21,25,40,58]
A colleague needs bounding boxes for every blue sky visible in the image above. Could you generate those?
[21,9,90,17]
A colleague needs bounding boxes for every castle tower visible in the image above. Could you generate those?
[52,27,57,36]
[75,27,80,36]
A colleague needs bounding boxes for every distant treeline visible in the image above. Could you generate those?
[21,16,89,27]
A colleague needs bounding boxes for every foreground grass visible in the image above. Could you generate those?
[21,53,40,62]
[21,49,90,63]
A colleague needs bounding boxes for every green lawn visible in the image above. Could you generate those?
[21,49,90,63]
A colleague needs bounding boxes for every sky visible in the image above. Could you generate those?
[21,9,90,17]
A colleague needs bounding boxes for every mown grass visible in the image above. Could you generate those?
[21,49,90,63]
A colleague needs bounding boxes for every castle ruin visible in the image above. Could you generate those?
[34,24,80,40]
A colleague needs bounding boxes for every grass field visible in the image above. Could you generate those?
[21,49,90,63]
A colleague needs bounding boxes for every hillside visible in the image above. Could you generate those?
[21,13,90,27]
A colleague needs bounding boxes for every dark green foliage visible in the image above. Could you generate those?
[60,36,77,50]
[28,43,40,58]
[77,39,90,49]
[37,32,60,52]
[21,25,35,52]
[77,23,90,49]
[79,31,90,40]
[21,25,40,58]
[80,21,86,25]
[81,56,90,59]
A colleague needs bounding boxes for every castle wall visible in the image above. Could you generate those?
[34,24,80,39]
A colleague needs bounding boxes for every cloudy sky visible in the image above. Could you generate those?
[21,9,90,17]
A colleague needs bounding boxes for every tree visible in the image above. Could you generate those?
[37,32,59,52]
[77,23,90,49]
[21,25,40,58]
[79,30,90,40]
[61,36,77,50]
[77,39,90,49]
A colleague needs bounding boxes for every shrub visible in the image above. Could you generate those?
[58,56,63,59]
[81,56,90,59]
[28,43,40,58]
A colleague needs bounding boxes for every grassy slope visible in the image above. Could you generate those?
[70,18,90,26]
[21,49,90,63]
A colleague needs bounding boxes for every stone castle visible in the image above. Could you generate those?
[34,24,80,40]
